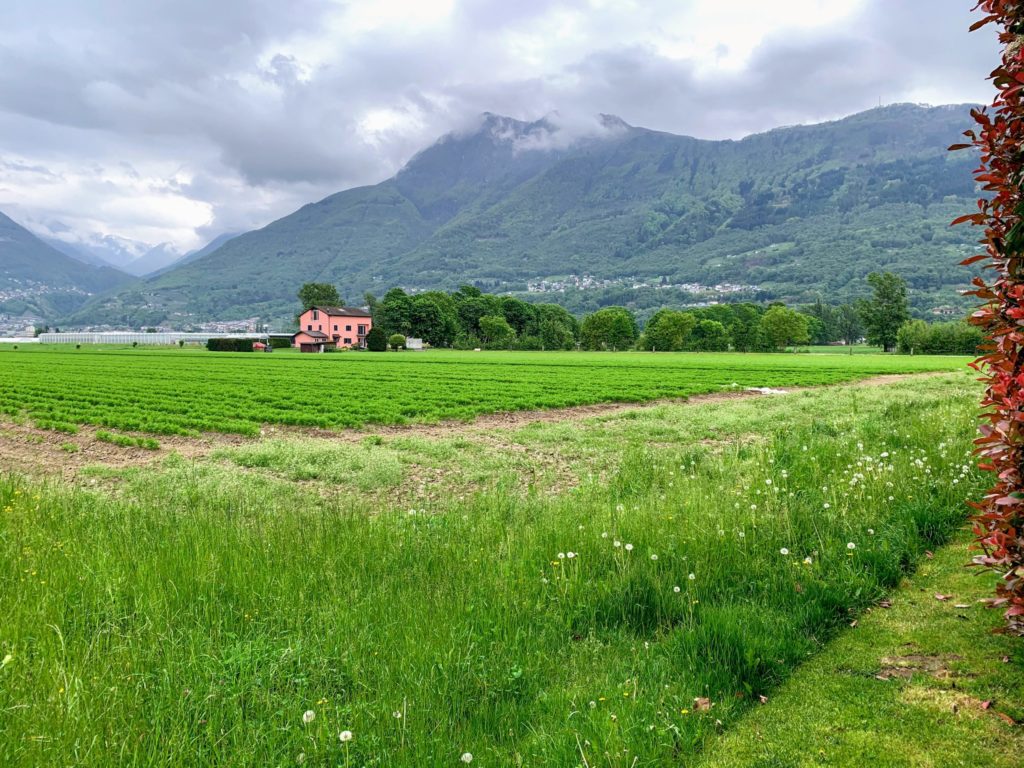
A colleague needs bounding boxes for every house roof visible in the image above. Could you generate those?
[293,330,329,340]
[309,305,372,318]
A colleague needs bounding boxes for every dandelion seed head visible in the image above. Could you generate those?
[625,543,634,551]
[302,710,315,724]
[461,752,473,763]
[847,542,856,550]
[780,548,790,556]
[339,730,353,743]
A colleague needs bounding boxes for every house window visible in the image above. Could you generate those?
[358,324,367,334]
[307,324,312,331]
[318,324,322,331]
[344,338,352,345]
[334,324,338,331]
[345,325,351,331]
[312,309,319,320]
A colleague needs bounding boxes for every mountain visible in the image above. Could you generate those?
[42,232,187,276]
[132,243,185,276]
[42,236,114,268]
[0,211,133,319]
[152,232,240,276]
[70,104,982,328]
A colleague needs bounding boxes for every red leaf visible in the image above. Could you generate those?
[969,14,998,32]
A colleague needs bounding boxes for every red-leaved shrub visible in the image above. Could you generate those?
[956,1,1024,634]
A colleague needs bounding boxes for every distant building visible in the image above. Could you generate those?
[293,306,373,352]
[405,337,424,351]
[929,305,960,317]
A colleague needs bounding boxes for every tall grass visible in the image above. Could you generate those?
[0,377,984,766]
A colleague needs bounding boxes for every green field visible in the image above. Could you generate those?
[0,346,969,436]
[3,365,1019,766]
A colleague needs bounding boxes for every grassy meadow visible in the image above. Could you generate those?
[1,357,1012,766]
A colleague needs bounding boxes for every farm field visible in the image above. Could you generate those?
[3,369,1021,766]
[0,346,970,436]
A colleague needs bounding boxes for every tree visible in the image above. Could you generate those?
[455,295,503,337]
[579,307,638,351]
[640,309,696,351]
[297,283,341,312]
[536,304,578,350]
[835,304,864,347]
[760,306,810,351]
[729,304,766,352]
[687,319,730,351]
[478,315,515,348]
[803,300,838,344]
[410,292,459,347]
[388,334,406,350]
[858,272,909,352]
[363,292,379,318]
[896,320,929,355]
[377,288,413,337]
[365,327,388,351]
[500,296,539,337]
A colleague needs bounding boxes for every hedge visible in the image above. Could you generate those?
[206,338,257,352]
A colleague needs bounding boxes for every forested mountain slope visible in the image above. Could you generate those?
[0,211,133,319]
[71,104,979,327]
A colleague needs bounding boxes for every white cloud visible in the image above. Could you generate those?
[0,0,999,254]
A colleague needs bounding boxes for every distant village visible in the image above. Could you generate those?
[525,273,759,299]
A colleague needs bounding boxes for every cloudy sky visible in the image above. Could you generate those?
[0,0,999,256]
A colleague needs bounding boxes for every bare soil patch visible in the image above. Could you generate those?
[876,653,968,681]
[0,421,241,482]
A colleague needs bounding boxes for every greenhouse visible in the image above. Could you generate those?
[36,332,267,346]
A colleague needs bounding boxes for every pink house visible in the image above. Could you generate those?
[293,306,373,352]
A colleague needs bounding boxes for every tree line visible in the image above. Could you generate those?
[296,272,979,354]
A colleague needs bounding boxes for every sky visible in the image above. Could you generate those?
[0,0,1000,257]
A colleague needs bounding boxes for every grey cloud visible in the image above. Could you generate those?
[0,0,1002,251]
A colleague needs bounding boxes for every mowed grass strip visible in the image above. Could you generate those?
[0,346,968,436]
[697,539,1024,768]
[0,374,990,766]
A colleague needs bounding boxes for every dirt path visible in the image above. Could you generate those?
[277,372,950,443]
[0,372,951,480]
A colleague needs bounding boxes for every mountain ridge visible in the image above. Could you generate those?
[67,103,980,327]
[0,211,134,319]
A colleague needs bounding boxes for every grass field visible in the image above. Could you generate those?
[0,346,969,436]
[700,538,1024,767]
[3,363,1016,767]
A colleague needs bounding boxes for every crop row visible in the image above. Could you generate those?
[0,348,967,436]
